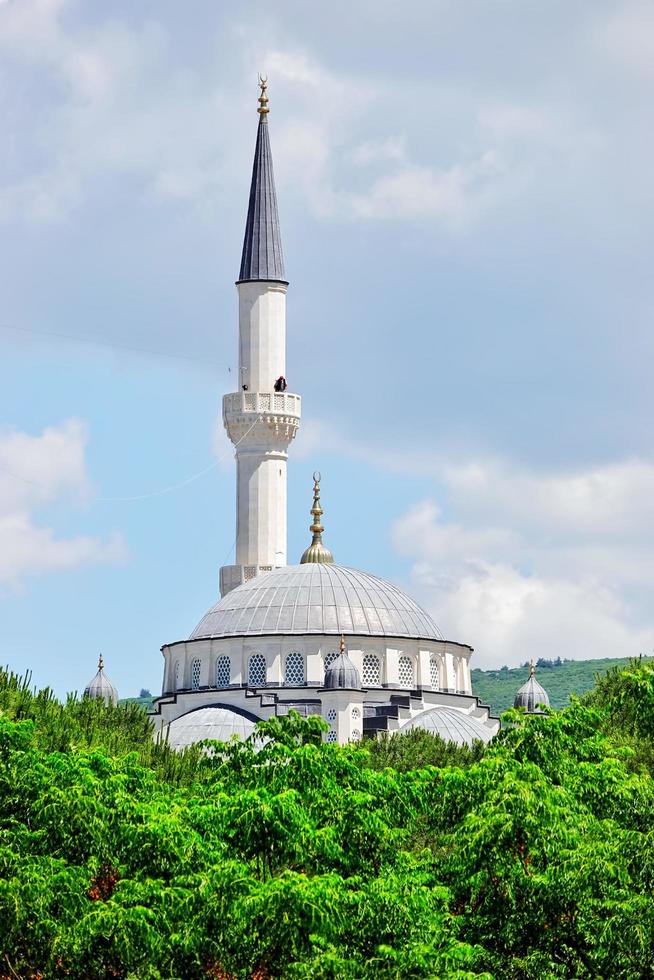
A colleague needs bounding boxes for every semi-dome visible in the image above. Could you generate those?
[190,563,444,641]
[165,705,259,751]
[84,655,118,706]
[514,663,550,713]
[399,705,494,746]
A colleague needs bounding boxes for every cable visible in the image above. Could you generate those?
[0,322,228,370]
[2,415,262,505]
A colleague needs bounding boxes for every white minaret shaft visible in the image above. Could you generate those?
[220,79,301,597]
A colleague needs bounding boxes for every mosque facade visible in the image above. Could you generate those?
[148,81,501,750]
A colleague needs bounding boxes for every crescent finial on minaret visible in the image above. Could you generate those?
[257,74,269,117]
[300,471,334,564]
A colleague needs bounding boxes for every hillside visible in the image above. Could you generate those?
[472,655,652,716]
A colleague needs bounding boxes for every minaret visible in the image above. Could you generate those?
[220,79,301,597]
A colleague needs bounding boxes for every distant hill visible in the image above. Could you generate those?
[472,656,651,717]
[119,695,155,711]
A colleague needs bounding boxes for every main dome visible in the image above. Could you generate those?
[190,563,443,641]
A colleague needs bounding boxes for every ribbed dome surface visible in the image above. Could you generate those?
[324,653,361,690]
[84,663,118,706]
[514,675,550,713]
[191,564,443,641]
[166,706,258,751]
[399,706,494,746]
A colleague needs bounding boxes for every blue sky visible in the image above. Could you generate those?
[1,0,653,696]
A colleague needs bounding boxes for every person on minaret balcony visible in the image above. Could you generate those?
[220,78,301,597]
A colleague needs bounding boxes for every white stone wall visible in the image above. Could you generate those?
[237,281,287,392]
[321,690,364,744]
[160,634,473,701]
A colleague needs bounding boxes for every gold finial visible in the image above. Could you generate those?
[340,634,346,656]
[300,471,334,564]
[98,654,104,671]
[257,74,269,117]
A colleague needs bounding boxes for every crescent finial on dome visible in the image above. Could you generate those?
[300,471,334,564]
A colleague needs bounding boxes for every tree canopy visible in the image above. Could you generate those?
[2,661,654,978]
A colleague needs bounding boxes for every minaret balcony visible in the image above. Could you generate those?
[222,390,301,451]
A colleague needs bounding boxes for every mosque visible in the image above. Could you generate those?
[86,82,550,744]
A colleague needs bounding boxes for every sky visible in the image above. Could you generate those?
[1,0,653,696]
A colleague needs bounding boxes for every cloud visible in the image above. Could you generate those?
[593,1,654,79]
[0,3,585,230]
[0,419,126,587]
[391,458,654,668]
[349,152,502,225]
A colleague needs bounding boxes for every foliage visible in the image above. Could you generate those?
[472,654,654,715]
[363,727,485,772]
[3,662,654,976]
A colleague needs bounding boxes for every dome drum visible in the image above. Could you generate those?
[160,633,472,700]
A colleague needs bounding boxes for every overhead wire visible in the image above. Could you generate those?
[2,413,262,504]
[0,322,229,371]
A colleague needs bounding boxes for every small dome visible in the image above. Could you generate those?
[191,564,443,641]
[324,652,361,690]
[514,663,550,713]
[84,655,118,706]
[399,706,494,747]
[165,705,259,751]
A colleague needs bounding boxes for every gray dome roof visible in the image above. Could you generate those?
[191,564,443,641]
[84,657,118,706]
[165,705,259,751]
[514,670,550,713]
[324,652,361,690]
[399,706,494,747]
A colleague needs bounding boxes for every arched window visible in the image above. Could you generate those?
[191,658,201,691]
[351,729,361,741]
[326,729,337,743]
[215,656,230,688]
[398,655,414,687]
[285,652,305,686]
[174,661,180,691]
[351,706,361,721]
[362,654,381,686]
[324,650,339,669]
[430,656,440,689]
[326,708,337,723]
[248,653,267,687]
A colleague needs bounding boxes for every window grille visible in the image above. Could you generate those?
[326,729,337,743]
[174,661,180,691]
[398,655,414,687]
[324,650,339,669]
[351,706,361,720]
[430,657,440,689]
[248,653,267,687]
[362,654,381,686]
[285,652,305,686]
[351,729,361,740]
[191,658,201,691]
[215,656,230,688]
[326,708,337,723]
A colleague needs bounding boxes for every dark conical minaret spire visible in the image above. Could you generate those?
[238,76,286,284]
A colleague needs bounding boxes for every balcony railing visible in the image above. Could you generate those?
[223,391,301,418]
